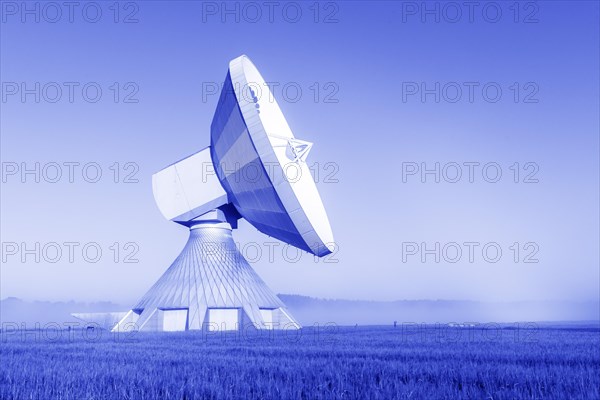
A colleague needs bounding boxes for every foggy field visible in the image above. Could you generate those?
[1,325,599,399]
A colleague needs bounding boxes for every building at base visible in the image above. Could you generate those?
[112,214,300,332]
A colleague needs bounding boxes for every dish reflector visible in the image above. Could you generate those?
[210,55,334,256]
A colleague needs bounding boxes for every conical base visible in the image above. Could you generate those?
[113,221,300,332]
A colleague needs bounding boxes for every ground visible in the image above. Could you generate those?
[1,324,599,399]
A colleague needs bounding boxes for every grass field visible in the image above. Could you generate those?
[1,324,599,399]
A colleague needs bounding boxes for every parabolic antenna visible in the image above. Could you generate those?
[101,55,335,332]
[211,56,334,256]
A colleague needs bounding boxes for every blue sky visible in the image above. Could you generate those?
[1,1,598,306]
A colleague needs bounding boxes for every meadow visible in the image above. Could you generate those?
[1,324,599,399]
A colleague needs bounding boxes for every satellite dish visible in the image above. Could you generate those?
[211,55,334,256]
[108,55,335,332]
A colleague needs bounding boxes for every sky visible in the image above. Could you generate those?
[1,1,599,307]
